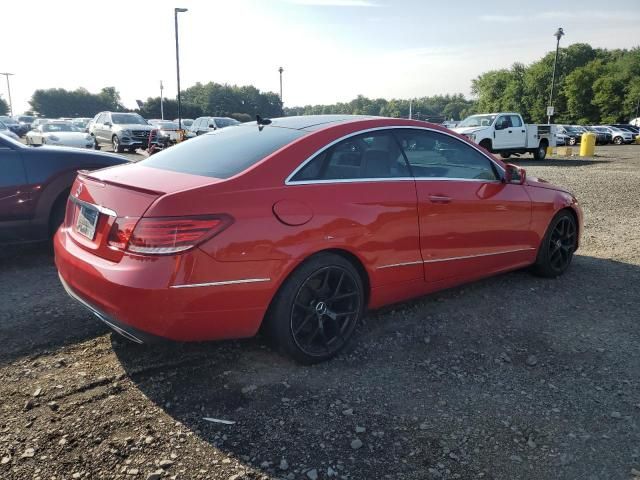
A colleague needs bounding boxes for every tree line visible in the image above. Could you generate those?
[11,43,640,124]
[0,96,8,116]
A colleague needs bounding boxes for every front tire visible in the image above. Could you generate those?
[499,153,511,159]
[613,136,623,145]
[265,253,365,364]
[532,211,577,278]
[568,137,577,146]
[112,135,124,153]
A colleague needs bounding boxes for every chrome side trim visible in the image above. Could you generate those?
[423,248,535,264]
[70,195,117,217]
[170,278,271,289]
[285,125,505,185]
[377,260,423,270]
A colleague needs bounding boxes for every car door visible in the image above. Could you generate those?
[0,138,32,242]
[394,128,535,284]
[508,114,526,147]
[287,129,423,301]
[493,115,517,149]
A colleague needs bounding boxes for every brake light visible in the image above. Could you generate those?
[123,215,232,255]
[107,217,139,250]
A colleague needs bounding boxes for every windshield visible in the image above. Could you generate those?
[156,121,178,129]
[457,114,497,128]
[214,118,241,128]
[0,116,18,125]
[111,113,148,125]
[140,124,306,179]
[43,123,75,132]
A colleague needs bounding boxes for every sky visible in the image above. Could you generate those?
[2,0,639,114]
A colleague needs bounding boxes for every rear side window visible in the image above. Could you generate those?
[140,125,306,179]
[290,131,410,181]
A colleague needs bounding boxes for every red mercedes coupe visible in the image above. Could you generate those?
[55,115,582,363]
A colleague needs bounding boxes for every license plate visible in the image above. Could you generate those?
[76,204,99,240]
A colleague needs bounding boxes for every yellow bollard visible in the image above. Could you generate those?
[580,132,596,157]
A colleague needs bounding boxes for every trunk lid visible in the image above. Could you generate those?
[65,163,220,261]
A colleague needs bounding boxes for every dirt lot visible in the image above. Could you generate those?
[1,145,639,480]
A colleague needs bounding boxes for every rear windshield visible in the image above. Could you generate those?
[139,124,306,179]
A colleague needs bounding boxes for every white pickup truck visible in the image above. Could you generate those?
[452,112,556,160]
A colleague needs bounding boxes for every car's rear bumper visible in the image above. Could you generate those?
[54,228,277,343]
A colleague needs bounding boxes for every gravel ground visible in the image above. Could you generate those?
[1,145,639,480]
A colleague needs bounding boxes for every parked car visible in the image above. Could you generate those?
[72,118,92,131]
[557,125,582,145]
[585,126,611,145]
[173,118,194,128]
[15,115,36,132]
[188,116,240,137]
[26,121,96,149]
[152,120,181,142]
[555,132,568,146]
[55,115,582,363]
[89,112,157,153]
[0,121,21,140]
[32,118,53,129]
[610,124,639,134]
[453,112,555,160]
[0,133,128,244]
[0,116,25,136]
[596,126,634,145]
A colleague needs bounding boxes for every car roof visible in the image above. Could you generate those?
[260,114,377,131]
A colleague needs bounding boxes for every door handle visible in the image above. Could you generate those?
[508,130,512,133]
[428,195,451,204]
[521,130,525,133]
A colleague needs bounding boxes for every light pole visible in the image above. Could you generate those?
[160,80,164,120]
[174,7,188,131]
[547,27,564,124]
[278,67,284,105]
[0,72,14,116]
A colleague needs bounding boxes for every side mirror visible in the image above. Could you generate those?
[104,122,112,127]
[209,124,216,129]
[503,163,526,185]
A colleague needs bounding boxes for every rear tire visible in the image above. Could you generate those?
[264,253,365,364]
[533,141,548,160]
[499,153,511,159]
[568,137,577,146]
[613,136,623,145]
[532,211,577,278]
[49,192,69,237]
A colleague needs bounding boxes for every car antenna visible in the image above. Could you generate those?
[256,115,272,131]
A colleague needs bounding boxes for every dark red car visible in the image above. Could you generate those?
[55,116,582,363]
[0,134,128,244]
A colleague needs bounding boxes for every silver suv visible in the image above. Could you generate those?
[90,112,157,152]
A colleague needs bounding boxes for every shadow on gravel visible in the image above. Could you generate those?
[0,243,108,365]
[514,158,609,167]
[113,255,640,479]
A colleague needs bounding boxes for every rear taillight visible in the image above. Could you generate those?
[108,215,232,255]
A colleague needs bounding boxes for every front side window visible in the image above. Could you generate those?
[495,116,511,130]
[509,115,523,127]
[394,129,498,181]
[290,130,410,182]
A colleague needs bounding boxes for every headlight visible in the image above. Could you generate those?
[466,134,476,142]
[48,135,60,141]
[121,129,132,136]
[85,134,93,141]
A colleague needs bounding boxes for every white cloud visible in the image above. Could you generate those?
[479,14,524,23]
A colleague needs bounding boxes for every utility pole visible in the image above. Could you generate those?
[409,99,412,120]
[547,27,564,124]
[278,67,284,106]
[0,72,14,116]
[174,7,188,131]
[160,80,164,120]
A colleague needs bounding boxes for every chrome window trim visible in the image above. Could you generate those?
[170,278,271,289]
[69,195,117,217]
[285,126,505,185]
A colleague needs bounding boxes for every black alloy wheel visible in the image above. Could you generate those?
[266,253,364,364]
[533,211,577,278]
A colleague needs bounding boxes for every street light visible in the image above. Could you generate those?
[160,80,164,120]
[278,67,284,105]
[0,72,14,116]
[174,7,188,132]
[547,27,564,124]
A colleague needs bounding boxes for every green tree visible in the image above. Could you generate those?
[29,87,125,117]
[0,95,8,115]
